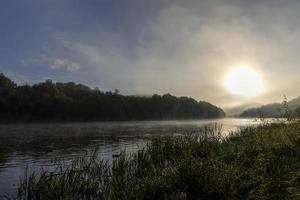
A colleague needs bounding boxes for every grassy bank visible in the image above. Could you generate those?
[9,123,300,199]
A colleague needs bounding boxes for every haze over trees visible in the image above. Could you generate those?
[240,103,282,118]
[0,73,225,122]
[240,96,300,118]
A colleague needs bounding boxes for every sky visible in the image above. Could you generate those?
[1,0,300,109]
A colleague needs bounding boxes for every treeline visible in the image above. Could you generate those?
[240,103,282,118]
[240,97,300,118]
[0,73,225,122]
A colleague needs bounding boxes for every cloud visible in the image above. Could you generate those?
[17,0,300,107]
[40,55,81,72]
[22,55,81,72]
[47,3,284,106]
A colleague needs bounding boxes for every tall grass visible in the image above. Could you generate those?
[8,123,300,199]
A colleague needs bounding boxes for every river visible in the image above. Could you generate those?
[0,118,275,196]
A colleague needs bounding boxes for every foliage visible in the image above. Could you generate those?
[0,73,17,117]
[0,73,225,122]
[8,122,300,199]
[239,103,282,118]
[240,95,300,118]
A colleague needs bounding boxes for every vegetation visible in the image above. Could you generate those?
[239,103,282,118]
[0,73,225,122]
[7,122,300,199]
[240,96,300,118]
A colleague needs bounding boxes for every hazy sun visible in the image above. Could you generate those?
[225,66,263,97]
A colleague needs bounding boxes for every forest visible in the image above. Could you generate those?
[0,73,225,122]
[240,96,300,118]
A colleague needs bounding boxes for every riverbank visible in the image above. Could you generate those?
[6,122,300,199]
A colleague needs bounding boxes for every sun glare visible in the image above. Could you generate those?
[225,66,263,97]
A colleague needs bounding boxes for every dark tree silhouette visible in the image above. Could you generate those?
[0,73,225,122]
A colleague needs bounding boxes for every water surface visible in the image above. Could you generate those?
[0,118,271,195]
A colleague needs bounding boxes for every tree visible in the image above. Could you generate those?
[0,73,16,116]
[0,73,226,122]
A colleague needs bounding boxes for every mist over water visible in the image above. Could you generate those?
[0,118,275,195]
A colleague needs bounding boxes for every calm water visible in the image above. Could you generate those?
[0,118,270,195]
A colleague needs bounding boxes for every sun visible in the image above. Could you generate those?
[224,66,263,97]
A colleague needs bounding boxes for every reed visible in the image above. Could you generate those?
[10,122,300,199]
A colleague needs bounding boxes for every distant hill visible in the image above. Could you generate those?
[287,96,300,110]
[239,96,300,118]
[240,103,282,118]
[0,73,225,122]
[225,102,261,117]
